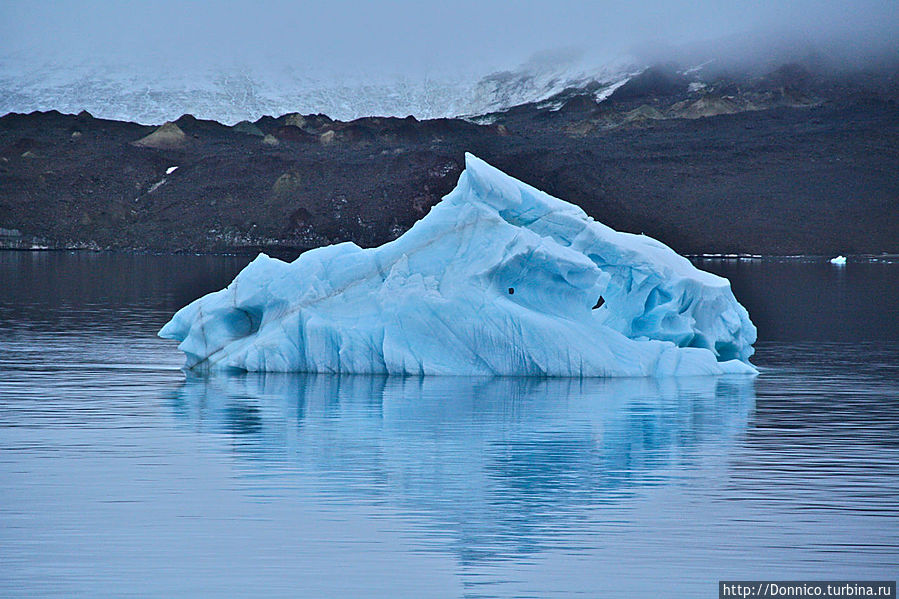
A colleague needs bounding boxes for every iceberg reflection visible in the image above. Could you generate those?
[169,374,754,562]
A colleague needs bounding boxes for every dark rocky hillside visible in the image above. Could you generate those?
[1,62,897,257]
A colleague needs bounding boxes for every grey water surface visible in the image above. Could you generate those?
[1,252,897,598]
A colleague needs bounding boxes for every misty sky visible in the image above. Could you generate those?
[2,0,896,76]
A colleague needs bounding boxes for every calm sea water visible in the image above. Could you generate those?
[1,252,897,598]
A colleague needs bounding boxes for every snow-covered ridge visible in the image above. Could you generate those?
[0,55,637,124]
[160,154,757,376]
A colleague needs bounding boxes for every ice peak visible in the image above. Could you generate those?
[456,153,585,224]
[161,155,757,376]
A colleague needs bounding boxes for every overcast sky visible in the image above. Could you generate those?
[2,0,896,76]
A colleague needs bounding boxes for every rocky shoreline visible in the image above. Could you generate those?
[2,63,897,256]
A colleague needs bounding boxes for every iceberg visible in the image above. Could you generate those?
[160,153,757,376]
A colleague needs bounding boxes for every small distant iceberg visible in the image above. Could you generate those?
[830,255,847,265]
[160,154,757,376]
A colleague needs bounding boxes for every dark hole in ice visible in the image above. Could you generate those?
[593,296,605,310]
[508,287,514,295]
